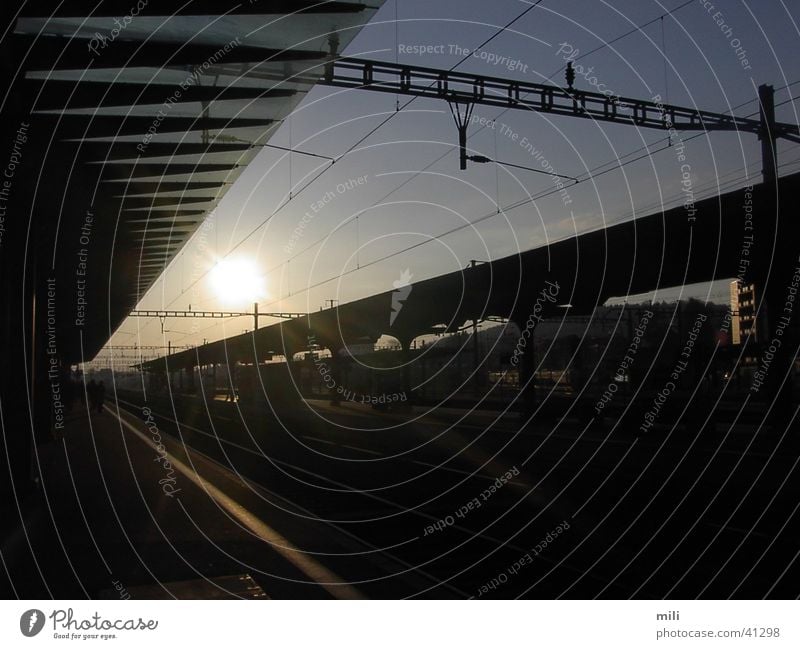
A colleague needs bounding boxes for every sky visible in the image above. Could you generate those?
[103,0,800,362]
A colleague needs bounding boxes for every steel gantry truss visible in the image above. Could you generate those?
[316,57,800,173]
[89,345,193,369]
[130,55,798,358]
[129,305,307,333]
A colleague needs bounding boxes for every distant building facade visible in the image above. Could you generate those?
[733,281,758,343]
[730,281,741,345]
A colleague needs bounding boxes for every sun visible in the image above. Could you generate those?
[209,257,267,305]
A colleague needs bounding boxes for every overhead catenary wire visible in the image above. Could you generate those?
[132,1,800,345]
[270,4,790,275]
[253,141,800,314]
[263,84,797,285]
[661,15,670,144]
[556,0,695,71]
[159,0,547,309]
[661,16,670,106]
[261,142,335,162]
[178,71,800,341]
[165,78,799,337]
[252,74,800,309]
[161,2,783,309]
[138,159,800,350]
[172,3,800,315]
[471,156,579,181]
[394,0,400,112]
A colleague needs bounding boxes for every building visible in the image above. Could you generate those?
[730,280,741,345]
[735,282,759,342]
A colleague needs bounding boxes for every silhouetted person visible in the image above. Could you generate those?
[87,379,98,412]
[62,368,74,413]
[75,370,85,405]
[96,381,105,413]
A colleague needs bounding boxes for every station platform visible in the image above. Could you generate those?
[0,399,380,599]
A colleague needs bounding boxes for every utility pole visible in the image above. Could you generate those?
[253,301,259,332]
[759,84,777,186]
[756,83,778,342]
[756,83,794,426]
[470,260,484,389]
[448,100,475,170]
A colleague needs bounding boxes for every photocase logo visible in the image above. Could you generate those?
[390,268,413,325]
[20,609,45,637]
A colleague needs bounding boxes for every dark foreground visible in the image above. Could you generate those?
[2,387,798,599]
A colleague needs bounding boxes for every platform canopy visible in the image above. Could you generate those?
[4,1,384,362]
[139,173,800,372]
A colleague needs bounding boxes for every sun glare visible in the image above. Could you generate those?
[209,258,267,305]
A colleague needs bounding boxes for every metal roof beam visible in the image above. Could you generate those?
[25,78,297,111]
[18,1,368,17]
[111,181,228,194]
[69,141,252,160]
[97,163,238,177]
[17,34,325,71]
[121,196,217,209]
[31,113,275,138]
